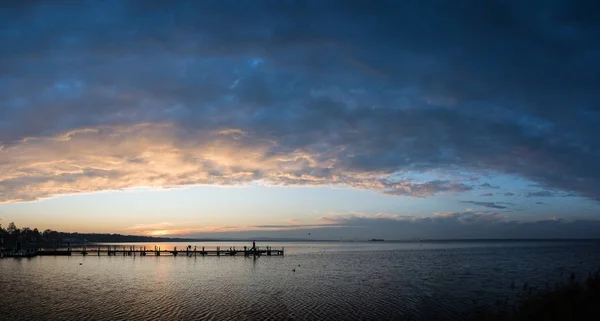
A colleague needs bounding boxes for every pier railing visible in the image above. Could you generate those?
[1,244,284,258]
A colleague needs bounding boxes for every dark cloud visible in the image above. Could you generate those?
[185,213,600,240]
[252,224,340,229]
[313,213,600,240]
[526,191,556,197]
[381,180,473,197]
[504,192,516,196]
[1,1,600,202]
[480,183,499,189]
[480,193,494,197]
[460,201,507,209]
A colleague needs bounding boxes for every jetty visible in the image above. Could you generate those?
[0,242,283,258]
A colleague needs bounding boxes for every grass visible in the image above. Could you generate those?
[468,269,600,321]
[511,270,600,321]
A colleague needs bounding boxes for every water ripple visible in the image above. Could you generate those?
[2,241,600,320]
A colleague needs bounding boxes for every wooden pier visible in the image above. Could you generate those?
[2,243,283,258]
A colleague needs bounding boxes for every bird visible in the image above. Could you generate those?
[292,268,296,272]
[79,263,82,265]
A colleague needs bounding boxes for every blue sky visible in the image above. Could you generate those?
[1,1,599,239]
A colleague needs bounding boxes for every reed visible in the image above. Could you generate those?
[468,268,600,321]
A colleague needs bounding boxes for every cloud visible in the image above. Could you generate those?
[526,191,556,197]
[127,212,600,239]
[480,193,494,197]
[124,221,343,236]
[480,183,499,189]
[1,1,600,203]
[460,201,508,209]
[312,212,600,239]
[124,222,176,232]
[0,123,476,203]
[252,224,341,229]
[380,180,473,197]
[504,192,515,196]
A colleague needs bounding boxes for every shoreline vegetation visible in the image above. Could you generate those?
[513,270,600,321]
[0,222,202,250]
[2,223,600,247]
[467,269,600,321]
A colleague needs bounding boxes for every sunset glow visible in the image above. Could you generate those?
[1,1,599,240]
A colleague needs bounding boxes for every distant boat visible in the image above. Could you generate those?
[369,239,385,242]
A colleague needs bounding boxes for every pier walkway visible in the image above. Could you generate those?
[1,244,283,258]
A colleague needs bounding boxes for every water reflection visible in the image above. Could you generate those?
[1,240,599,320]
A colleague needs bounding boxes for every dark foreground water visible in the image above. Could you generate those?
[1,240,600,320]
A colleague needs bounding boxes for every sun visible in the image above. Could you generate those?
[149,230,169,236]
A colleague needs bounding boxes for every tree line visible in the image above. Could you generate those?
[0,222,200,251]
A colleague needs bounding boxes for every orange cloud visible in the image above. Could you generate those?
[123,221,343,236]
[0,123,474,204]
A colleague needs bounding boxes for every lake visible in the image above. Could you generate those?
[1,240,599,320]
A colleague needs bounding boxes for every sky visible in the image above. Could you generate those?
[1,0,600,240]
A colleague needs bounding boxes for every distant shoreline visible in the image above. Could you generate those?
[4,222,599,248]
[87,238,600,243]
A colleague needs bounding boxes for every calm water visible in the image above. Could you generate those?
[2,240,600,320]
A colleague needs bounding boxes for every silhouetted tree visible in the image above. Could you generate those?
[32,228,41,241]
[0,224,6,248]
[21,227,32,241]
[2,223,201,249]
[7,222,18,235]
